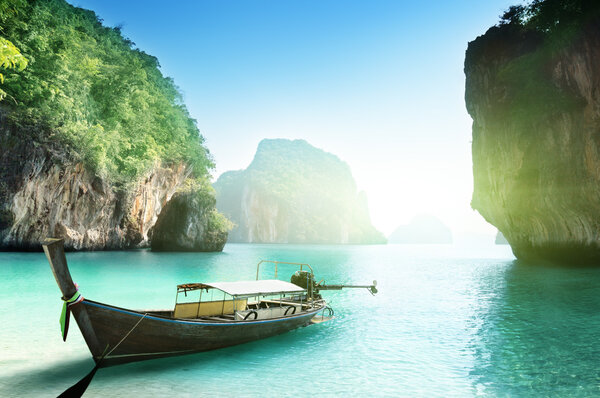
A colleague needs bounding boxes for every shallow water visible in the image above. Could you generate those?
[1,243,599,397]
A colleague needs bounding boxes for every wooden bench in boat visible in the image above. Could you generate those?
[173,299,247,319]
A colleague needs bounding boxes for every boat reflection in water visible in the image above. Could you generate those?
[43,238,376,367]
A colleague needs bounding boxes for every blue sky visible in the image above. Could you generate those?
[68,0,516,237]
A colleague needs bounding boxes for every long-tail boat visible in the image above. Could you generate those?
[42,238,377,367]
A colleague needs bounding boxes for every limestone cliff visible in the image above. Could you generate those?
[0,117,226,251]
[213,139,386,244]
[0,0,229,251]
[465,15,600,263]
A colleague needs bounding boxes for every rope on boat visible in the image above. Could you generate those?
[60,289,84,342]
[105,313,148,358]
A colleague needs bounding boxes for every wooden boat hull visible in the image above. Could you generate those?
[74,299,323,366]
[43,238,325,367]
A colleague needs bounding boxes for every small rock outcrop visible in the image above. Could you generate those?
[151,186,229,252]
[213,139,386,244]
[388,215,452,244]
[465,9,600,263]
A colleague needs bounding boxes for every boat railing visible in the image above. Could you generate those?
[256,260,317,301]
[256,260,314,280]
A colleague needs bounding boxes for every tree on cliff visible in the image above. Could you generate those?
[527,0,600,31]
[499,5,526,26]
[0,0,213,182]
[0,0,27,101]
[487,0,600,127]
[499,0,600,32]
[0,0,230,251]
[0,37,27,101]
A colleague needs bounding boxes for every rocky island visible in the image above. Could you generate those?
[465,1,600,263]
[214,139,386,244]
[0,0,229,251]
[388,215,452,244]
[495,231,509,245]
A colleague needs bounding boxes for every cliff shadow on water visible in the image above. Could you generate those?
[511,242,600,267]
[468,259,600,396]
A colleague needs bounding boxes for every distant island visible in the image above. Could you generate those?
[214,139,386,244]
[388,215,452,244]
[0,0,229,251]
[495,231,509,245]
[465,1,600,263]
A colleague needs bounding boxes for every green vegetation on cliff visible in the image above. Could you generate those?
[0,0,212,182]
[214,139,386,244]
[0,36,27,101]
[481,0,600,126]
[151,180,232,252]
[500,0,600,32]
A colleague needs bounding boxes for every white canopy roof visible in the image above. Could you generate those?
[203,279,305,297]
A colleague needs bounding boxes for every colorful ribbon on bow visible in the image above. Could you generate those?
[60,289,84,341]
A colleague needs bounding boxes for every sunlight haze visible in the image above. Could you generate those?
[69,0,514,238]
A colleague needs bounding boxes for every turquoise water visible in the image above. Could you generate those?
[1,243,600,397]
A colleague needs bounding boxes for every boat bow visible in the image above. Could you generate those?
[42,238,104,360]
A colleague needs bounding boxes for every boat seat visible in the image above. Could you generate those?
[235,305,300,321]
[174,299,247,318]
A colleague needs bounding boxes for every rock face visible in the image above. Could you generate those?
[465,19,600,263]
[388,215,452,244]
[151,188,228,252]
[0,118,225,251]
[213,139,386,244]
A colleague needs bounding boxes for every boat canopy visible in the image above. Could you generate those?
[177,279,305,297]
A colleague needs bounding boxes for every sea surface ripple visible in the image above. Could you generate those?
[1,243,599,397]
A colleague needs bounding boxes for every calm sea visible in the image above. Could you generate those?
[1,243,599,397]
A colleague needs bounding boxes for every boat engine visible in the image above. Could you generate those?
[290,270,316,290]
[290,270,321,299]
[290,270,378,296]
